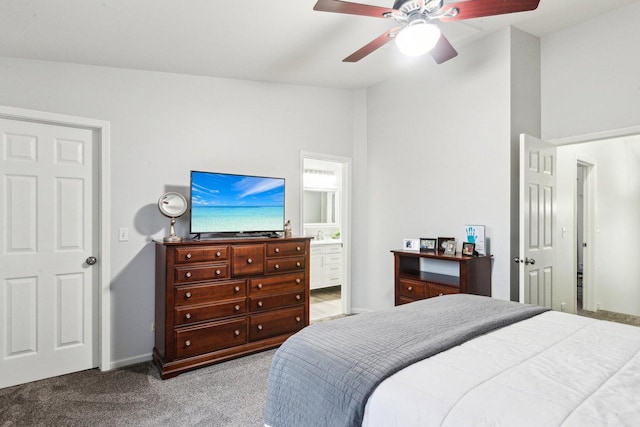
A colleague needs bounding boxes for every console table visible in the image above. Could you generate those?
[392,250,492,305]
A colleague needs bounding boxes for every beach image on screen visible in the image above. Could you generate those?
[191,172,285,233]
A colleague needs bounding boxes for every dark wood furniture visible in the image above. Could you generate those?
[392,250,492,305]
[154,237,311,379]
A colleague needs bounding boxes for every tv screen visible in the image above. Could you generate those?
[190,171,285,235]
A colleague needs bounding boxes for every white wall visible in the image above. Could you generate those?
[0,57,357,366]
[363,29,514,310]
[541,1,640,140]
[541,1,640,316]
[556,135,640,316]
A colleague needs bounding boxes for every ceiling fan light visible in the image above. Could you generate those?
[395,23,441,57]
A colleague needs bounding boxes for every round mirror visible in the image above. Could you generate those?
[158,192,188,242]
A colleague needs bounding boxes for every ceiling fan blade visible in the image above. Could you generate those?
[314,0,396,18]
[440,0,540,22]
[343,28,399,62]
[430,33,458,64]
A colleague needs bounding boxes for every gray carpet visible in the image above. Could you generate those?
[0,349,276,427]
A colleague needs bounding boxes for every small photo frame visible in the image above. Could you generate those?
[444,240,456,256]
[403,238,420,251]
[437,237,455,253]
[420,238,437,252]
[462,242,475,256]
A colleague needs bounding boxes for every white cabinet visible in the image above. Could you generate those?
[310,242,343,290]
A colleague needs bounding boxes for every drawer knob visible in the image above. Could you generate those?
[185,313,191,320]
[186,253,192,259]
[216,251,221,257]
[296,246,301,251]
[275,248,280,253]
[257,324,263,331]
[257,301,263,307]
[185,292,192,299]
[295,294,301,301]
[439,293,444,296]
[296,262,301,267]
[185,340,191,347]
[257,283,263,290]
[215,269,221,275]
[274,264,280,270]
[407,286,413,291]
[234,286,240,293]
[247,258,253,264]
[185,271,192,278]
[295,316,301,322]
[234,305,240,311]
[234,330,240,336]
[295,278,301,284]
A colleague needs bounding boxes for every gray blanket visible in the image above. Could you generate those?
[263,294,549,427]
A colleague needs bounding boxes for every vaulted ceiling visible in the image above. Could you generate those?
[0,0,636,89]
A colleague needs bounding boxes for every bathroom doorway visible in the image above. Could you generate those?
[300,152,351,321]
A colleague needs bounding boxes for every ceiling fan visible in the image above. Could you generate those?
[313,0,541,64]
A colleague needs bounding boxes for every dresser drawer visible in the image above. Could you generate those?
[323,244,342,255]
[175,318,247,359]
[232,245,265,276]
[175,246,229,264]
[398,278,426,299]
[174,264,229,283]
[249,307,305,341]
[324,253,342,265]
[265,256,306,274]
[427,283,458,298]
[174,299,246,325]
[266,241,306,257]
[249,291,304,313]
[249,273,305,296]
[324,266,342,286]
[174,280,246,306]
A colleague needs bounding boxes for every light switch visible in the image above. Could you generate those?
[119,227,129,242]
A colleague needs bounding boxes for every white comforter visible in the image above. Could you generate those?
[363,311,640,426]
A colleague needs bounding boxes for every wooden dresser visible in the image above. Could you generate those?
[154,237,311,379]
[392,250,492,306]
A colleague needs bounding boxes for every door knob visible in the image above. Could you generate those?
[86,256,98,265]
[525,257,536,265]
[514,257,524,264]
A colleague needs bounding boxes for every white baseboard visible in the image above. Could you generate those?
[349,307,372,314]
[108,352,153,370]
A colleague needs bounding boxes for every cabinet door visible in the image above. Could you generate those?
[310,248,323,290]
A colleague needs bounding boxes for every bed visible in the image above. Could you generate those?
[264,294,640,427]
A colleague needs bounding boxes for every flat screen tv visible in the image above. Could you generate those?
[190,170,285,236]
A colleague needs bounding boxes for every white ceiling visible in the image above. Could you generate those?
[0,0,636,89]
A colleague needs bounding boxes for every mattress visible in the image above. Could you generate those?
[362,310,640,426]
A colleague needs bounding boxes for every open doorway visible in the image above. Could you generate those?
[576,164,585,310]
[300,153,351,321]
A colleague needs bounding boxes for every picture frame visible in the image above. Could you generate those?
[464,225,485,255]
[419,238,437,252]
[444,240,456,256]
[403,238,420,251]
[462,242,475,256]
[437,237,455,253]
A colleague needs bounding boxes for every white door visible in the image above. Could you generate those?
[0,117,98,388]
[519,134,557,308]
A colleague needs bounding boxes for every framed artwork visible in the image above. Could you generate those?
[420,238,437,252]
[437,237,455,253]
[403,238,420,251]
[464,225,485,255]
[444,240,456,256]
[462,242,475,256]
